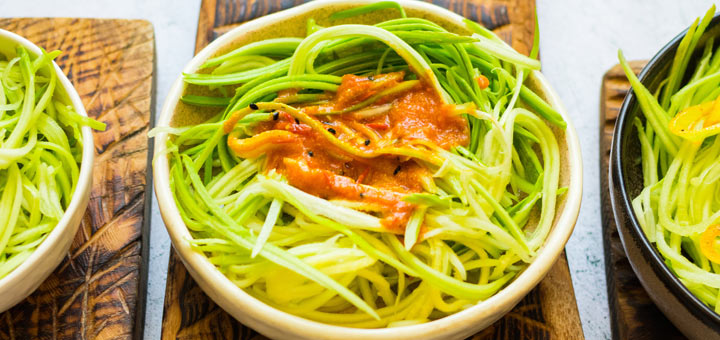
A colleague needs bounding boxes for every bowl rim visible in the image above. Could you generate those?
[153,0,584,338]
[0,29,95,289]
[611,12,720,327]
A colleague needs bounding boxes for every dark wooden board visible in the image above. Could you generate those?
[600,62,685,340]
[0,18,155,340]
[162,1,584,339]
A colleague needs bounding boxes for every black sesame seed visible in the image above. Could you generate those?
[393,166,401,175]
[249,103,259,110]
[359,192,365,198]
[364,139,370,146]
[273,112,279,120]
[295,118,300,124]
[328,128,336,134]
[368,75,374,81]
[308,151,314,157]
[344,162,351,169]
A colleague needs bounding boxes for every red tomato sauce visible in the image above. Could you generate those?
[243,72,469,232]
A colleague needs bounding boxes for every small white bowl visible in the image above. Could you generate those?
[0,29,94,312]
[154,1,583,339]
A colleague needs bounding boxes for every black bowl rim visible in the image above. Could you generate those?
[612,12,720,327]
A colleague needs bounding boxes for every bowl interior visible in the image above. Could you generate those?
[614,12,720,326]
[172,4,573,237]
[0,29,94,304]
[155,1,582,338]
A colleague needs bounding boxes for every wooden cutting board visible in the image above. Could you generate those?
[0,18,154,340]
[600,62,685,339]
[162,1,584,339]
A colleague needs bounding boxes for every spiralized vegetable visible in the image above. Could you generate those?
[157,3,565,327]
[0,45,105,279]
[620,5,720,313]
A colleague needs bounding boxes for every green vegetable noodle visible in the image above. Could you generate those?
[619,5,720,313]
[0,45,105,279]
[157,3,565,327]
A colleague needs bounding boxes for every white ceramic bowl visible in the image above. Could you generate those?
[0,29,94,312]
[154,1,583,339]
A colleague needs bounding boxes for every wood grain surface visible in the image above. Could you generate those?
[600,62,685,340]
[0,18,154,340]
[163,1,584,339]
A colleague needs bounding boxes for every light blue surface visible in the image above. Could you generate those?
[3,1,720,339]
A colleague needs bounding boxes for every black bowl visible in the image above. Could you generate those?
[610,13,720,340]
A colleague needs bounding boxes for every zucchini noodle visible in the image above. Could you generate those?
[619,5,720,312]
[158,3,565,327]
[0,45,105,279]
